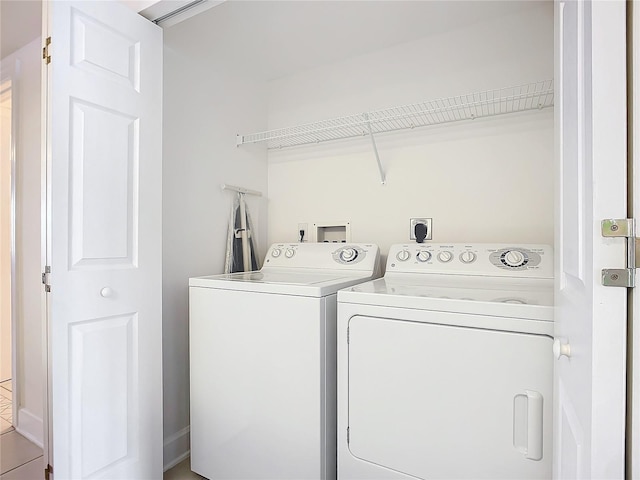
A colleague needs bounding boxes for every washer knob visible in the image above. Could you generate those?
[396,250,411,262]
[340,248,358,262]
[271,248,282,258]
[416,251,432,262]
[503,250,527,267]
[460,251,477,264]
[437,251,453,263]
[285,248,295,258]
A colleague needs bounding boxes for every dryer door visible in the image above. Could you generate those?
[347,314,553,479]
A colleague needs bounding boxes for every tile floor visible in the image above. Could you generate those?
[0,381,13,435]
[164,458,206,480]
[0,429,43,480]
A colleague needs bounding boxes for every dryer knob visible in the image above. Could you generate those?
[437,251,453,263]
[339,248,358,262]
[416,251,432,262]
[396,250,411,262]
[271,248,282,258]
[460,251,477,264]
[285,248,295,258]
[503,250,527,267]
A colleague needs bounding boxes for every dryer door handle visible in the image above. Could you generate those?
[513,390,544,461]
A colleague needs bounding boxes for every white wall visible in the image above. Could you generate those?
[162,23,268,469]
[160,1,553,466]
[267,3,554,262]
[0,38,43,446]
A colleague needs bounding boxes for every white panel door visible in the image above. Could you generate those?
[47,2,162,478]
[554,1,627,478]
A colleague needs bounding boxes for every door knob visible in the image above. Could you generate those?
[100,287,114,298]
[553,338,571,359]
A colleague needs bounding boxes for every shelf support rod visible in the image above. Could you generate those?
[363,113,386,185]
[221,184,263,197]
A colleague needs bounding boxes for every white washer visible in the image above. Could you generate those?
[189,242,380,480]
[337,244,554,480]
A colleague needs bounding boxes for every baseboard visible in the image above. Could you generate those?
[163,425,190,472]
[16,408,43,449]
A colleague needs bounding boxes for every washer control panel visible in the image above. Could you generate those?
[264,243,379,270]
[387,244,552,278]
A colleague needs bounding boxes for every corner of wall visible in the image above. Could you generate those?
[16,407,43,449]
[163,426,190,472]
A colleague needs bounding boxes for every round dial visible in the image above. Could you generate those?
[459,251,477,264]
[285,248,295,258]
[502,250,527,267]
[416,251,432,263]
[339,248,358,263]
[271,248,282,258]
[437,251,453,263]
[396,250,411,262]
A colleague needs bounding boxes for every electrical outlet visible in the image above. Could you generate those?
[410,218,432,241]
[298,223,308,242]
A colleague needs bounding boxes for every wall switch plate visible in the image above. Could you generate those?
[410,218,432,241]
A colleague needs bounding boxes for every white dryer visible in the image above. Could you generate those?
[337,244,553,480]
[189,242,380,480]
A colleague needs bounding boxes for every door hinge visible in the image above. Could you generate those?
[42,37,51,64]
[602,218,638,287]
[42,265,51,292]
[45,464,53,480]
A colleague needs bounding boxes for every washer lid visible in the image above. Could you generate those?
[194,270,357,285]
[338,275,553,321]
[189,269,377,297]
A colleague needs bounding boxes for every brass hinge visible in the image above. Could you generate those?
[44,464,53,480]
[42,37,51,64]
[42,265,51,292]
[602,219,638,287]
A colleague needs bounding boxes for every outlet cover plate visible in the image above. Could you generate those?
[410,218,432,241]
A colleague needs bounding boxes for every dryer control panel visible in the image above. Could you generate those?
[386,244,553,279]
[264,243,380,272]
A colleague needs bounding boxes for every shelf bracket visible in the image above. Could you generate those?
[363,113,386,185]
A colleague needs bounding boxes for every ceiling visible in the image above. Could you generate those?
[164,0,547,82]
[1,0,42,59]
[0,0,547,80]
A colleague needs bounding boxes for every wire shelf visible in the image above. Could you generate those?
[237,80,554,150]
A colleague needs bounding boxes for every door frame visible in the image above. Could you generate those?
[0,55,20,430]
[630,0,639,474]
[41,0,51,467]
